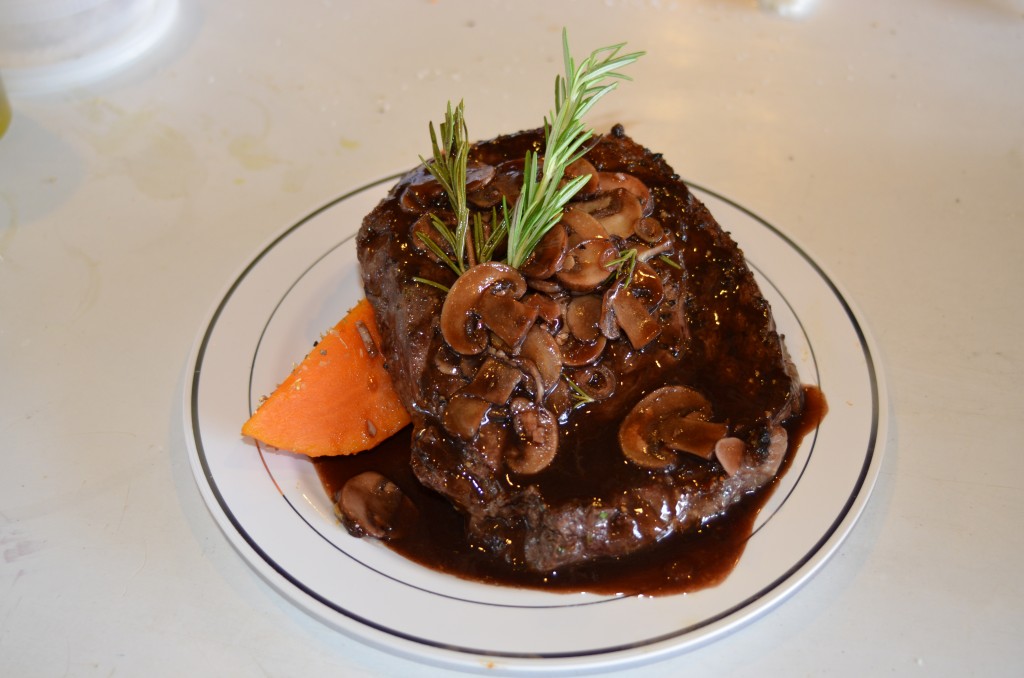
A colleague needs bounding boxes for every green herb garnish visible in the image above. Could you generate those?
[418,31,642,279]
[504,30,644,268]
[608,247,639,288]
[564,374,596,409]
[419,100,472,275]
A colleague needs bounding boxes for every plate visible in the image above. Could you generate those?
[184,177,886,673]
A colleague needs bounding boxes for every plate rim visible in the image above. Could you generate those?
[183,176,888,673]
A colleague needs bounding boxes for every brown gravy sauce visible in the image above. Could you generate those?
[313,385,826,595]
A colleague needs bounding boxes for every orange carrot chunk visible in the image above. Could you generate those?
[241,298,410,457]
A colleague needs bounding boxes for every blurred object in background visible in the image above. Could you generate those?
[759,0,817,18]
[0,74,9,137]
[0,0,178,95]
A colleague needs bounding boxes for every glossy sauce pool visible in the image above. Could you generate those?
[313,386,826,595]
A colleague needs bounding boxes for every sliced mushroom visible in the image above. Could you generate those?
[597,171,654,215]
[336,472,417,540]
[599,287,622,341]
[526,276,564,296]
[519,222,568,279]
[618,386,716,470]
[461,357,523,405]
[399,165,449,213]
[565,295,603,342]
[575,187,643,238]
[467,158,527,208]
[409,213,454,262]
[636,239,674,263]
[522,292,564,333]
[560,334,608,367]
[465,160,496,192]
[442,393,491,440]
[569,364,617,401]
[714,437,746,476]
[655,415,728,460]
[519,325,562,394]
[433,345,463,376]
[628,262,665,307]
[506,398,558,474]
[555,239,618,292]
[562,157,600,196]
[561,207,609,246]
[440,262,527,355]
[476,290,539,353]
[609,282,662,349]
[633,216,664,244]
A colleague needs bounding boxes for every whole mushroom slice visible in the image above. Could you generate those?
[506,398,558,474]
[714,437,746,476]
[477,291,539,353]
[442,393,491,440]
[561,207,609,246]
[574,187,643,238]
[399,165,449,213]
[467,158,528,208]
[633,216,665,244]
[618,386,716,470]
[461,357,524,405]
[561,157,600,197]
[560,334,608,367]
[655,415,728,460]
[336,472,417,540]
[608,282,662,349]
[555,238,618,292]
[597,171,654,215]
[565,294,603,342]
[519,325,562,394]
[568,364,617,401]
[410,213,455,262]
[441,262,528,355]
[519,222,568,279]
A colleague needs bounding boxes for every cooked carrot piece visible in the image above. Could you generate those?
[241,298,410,456]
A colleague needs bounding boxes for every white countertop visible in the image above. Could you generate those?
[2,0,1022,675]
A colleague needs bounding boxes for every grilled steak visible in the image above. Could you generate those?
[355,125,804,573]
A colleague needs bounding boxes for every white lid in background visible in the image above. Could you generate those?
[0,0,179,95]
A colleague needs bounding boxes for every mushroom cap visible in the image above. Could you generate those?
[519,325,563,394]
[575,187,643,238]
[618,386,720,470]
[555,239,618,293]
[597,171,654,215]
[336,472,417,540]
[440,262,527,355]
[462,357,524,405]
[506,398,559,474]
[566,294,603,342]
[520,222,568,279]
[442,393,491,441]
[714,437,747,476]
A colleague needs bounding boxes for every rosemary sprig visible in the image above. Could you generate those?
[504,30,644,268]
[608,247,639,288]
[658,254,682,270]
[420,101,471,275]
[564,374,596,409]
[411,276,451,293]
[472,202,509,264]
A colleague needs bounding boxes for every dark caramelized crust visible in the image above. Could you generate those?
[356,125,803,573]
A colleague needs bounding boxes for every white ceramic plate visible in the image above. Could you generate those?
[185,177,886,674]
